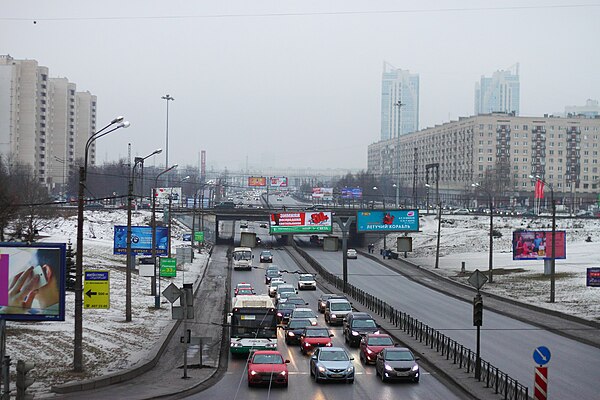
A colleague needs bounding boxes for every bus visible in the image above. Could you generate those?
[229,295,277,355]
[232,246,253,270]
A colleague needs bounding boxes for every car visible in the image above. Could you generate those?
[343,312,380,347]
[265,268,281,284]
[297,273,317,291]
[235,288,255,296]
[299,326,334,354]
[247,350,290,387]
[268,278,285,297]
[359,334,395,365]
[451,208,470,215]
[309,347,355,384]
[317,294,347,313]
[277,197,283,201]
[375,347,420,383]
[239,221,249,229]
[284,318,313,345]
[278,291,299,304]
[234,283,254,296]
[275,284,297,304]
[279,296,309,308]
[276,303,296,324]
[324,298,352,326]
[215,201,236,209]
[260,223,268,228]
[290,307,318,326]
[260,250,273,263]
[346,249,357,259]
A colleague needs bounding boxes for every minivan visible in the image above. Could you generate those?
[324,298,352,326]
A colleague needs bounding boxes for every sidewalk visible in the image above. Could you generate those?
[51,246,229,399]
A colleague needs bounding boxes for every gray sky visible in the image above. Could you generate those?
[2,1,599,172]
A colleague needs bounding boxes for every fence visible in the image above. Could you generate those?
[293,243,530,400]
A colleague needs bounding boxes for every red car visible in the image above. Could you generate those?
[235,283,254,296]
[359,334,395,365]
[247,350,290,387]
[299,326,334,355]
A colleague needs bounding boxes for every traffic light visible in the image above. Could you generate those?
[473,294,483,326]
[16,360,35,400]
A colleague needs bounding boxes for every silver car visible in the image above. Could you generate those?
[309,347,355,384]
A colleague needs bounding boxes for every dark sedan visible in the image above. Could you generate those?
[276,303,296,324]
[284,318,313,345]
[375,347,420,383]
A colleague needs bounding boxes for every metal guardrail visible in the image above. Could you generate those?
[293,243,530,400]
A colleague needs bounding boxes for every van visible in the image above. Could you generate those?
[343,312,379,347]
[324,298,352,326]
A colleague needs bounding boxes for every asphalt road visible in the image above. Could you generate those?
[304,246,600,399]
[184,224,462,400]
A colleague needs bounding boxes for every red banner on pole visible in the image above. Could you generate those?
[534,366,548,400]
[534,180,545,199]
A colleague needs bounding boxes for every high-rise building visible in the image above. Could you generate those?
[475,64,520,116]
[0,55,96,192]
[565,99,600,118]
[380,62,419,140]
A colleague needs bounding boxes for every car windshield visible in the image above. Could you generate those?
[253,354,284,364]
[294,310,314,318]
[299,275,314,281]
[279,287,295,294]
[320,350,349,361]
[368,337,394,346]
[305,329,329,337]
[286,299,305,305]
[352,319,376,328]
[237,289,253,295]
[270,281,283,288]
[266,270,279,277]
[288,319,311,329]
[279,292,295,299]
[261,251,272,256]
[330,302,351,311]
[386,350,414,361]
[233,251,252,261]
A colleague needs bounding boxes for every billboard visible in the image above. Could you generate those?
[357,210,420,232]
[341,187,362,199]
[270,211,332,234]
[153,187,182,206]
[113,226,168,256]
[312,187,333,201]
[270,177,288,187]
[587,268,600,287]
[0,243,66,321]
[248,177,267,187]
[512,231,566,260]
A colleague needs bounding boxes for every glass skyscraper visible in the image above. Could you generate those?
[474,64,520,116]
[380,62,419,140]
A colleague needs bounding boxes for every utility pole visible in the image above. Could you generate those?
[334,216,355,293]
[413,147,418,208]
[394,101,404,208]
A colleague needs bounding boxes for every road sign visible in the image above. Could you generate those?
[194,231,204,242]
[468,269,488,291]
[160,257,177,277]
[84,270,110,309]
[534,366,548,400]
[162,283,182,303]
[533,346,551,366]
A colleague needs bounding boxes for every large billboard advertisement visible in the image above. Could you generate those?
[587,268,600,287]
[512,231,566,260]
[0,243,66,321]
[248,177,267,187]
[341,187,362,199]
[270,177,288,187]
[357,210,420,232]
[113,226,169,256]
[153,187,182,206]
[312,188,333,201]
[270,212,332,234]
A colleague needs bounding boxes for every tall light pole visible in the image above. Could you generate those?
[472,182,494,283]
[75,116,129,372]
[168,175,190,258]
[152,164,178,308]
[394,101,404,208]
[126,148,162,322]
[530,175,556,303]
[161,94,175,187]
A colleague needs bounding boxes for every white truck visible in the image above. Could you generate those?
[240,231,256,248]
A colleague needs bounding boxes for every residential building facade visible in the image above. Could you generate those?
[380,62,419,140]
[475,65,520,116]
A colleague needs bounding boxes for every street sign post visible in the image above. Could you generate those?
[468,269,488,291]
[160,257,177,277]
[84,271,110,309]
[534,366,548,400]
[533,346,551,366]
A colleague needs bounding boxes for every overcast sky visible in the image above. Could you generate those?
[2,1,599,172]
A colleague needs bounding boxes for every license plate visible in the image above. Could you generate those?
[331,374,343,378]
[396,371,409,376]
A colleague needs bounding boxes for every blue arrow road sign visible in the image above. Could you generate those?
[533,346,551,366]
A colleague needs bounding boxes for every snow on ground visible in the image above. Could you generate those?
[4,209,208,398]
[376,213,600,322]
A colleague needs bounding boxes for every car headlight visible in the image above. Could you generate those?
[412,364,419,372]
[280,371,287,376]
[366,348,373,355]
[288,332,295,337]
[250,370,258,375]
[231,343,242,347]
[330,313,337,319]
[325,342,332,347]
[318,366,326,373]
[277,312,282,317]
[385,364,394,372]
[374,330,380,335]
[266,343,276,348]
[351,330,359,336]
[347,366,354,372]
[303,342,311,347]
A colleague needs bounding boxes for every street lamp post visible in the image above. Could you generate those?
[168,176,190,258]
[126,149,162,322]
[472,183,494,283]
[152,164,178,308]
[161,94,175,187]
[530,175,556,302]
[74,116,129,372]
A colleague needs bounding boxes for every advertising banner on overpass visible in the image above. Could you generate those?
[341,187,362,199]
[153,187,182,206]
[270,211,332,234]
[512,230,566,260]
[270,177,288,187]
[248,177,267,187]
[356,210,420,232]
[312,187,333,201]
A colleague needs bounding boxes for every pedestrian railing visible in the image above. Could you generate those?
[292,243,530,400]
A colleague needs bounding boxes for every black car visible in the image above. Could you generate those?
[343,312,380,347]
[265,268,281,284]
[276,303,296,324]
[279,296,308,308]
[375,347,420,383]
[260,250,273,263]
[284,318,313,345]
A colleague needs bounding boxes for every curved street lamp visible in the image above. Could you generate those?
[472,182,494,283]
[75,117,129,372]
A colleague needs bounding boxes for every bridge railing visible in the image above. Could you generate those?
[292,242,529,400]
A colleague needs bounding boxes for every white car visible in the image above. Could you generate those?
[268,278,285,297]
[276,284,297,303]
[297,274,317,290]
[347,249,357,259]
[290,308,318,326]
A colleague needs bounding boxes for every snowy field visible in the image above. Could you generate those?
[378,213,600,322]
[3,209,208,397]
